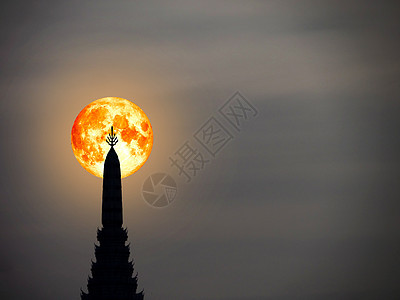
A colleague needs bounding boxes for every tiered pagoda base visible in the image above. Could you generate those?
[81,227,143,300]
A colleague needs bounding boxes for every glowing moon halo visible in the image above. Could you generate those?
[71,97,153,178]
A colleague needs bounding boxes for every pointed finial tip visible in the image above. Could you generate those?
[106,126,118,147]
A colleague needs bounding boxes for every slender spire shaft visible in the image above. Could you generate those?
[102,146,122,227]
[102,126,122,227]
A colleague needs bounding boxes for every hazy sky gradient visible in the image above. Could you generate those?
[1,1,400,299]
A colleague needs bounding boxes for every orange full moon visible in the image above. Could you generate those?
[71,97,153,178]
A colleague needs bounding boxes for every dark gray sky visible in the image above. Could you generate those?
[1,1,400,299]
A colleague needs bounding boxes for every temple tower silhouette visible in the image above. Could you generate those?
[81,127,144,300]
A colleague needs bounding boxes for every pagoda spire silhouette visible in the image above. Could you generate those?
[81,126,144,300]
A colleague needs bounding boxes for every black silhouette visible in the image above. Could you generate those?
[81,127,144,300]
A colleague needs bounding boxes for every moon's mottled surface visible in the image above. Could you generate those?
[71,97,153,178]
